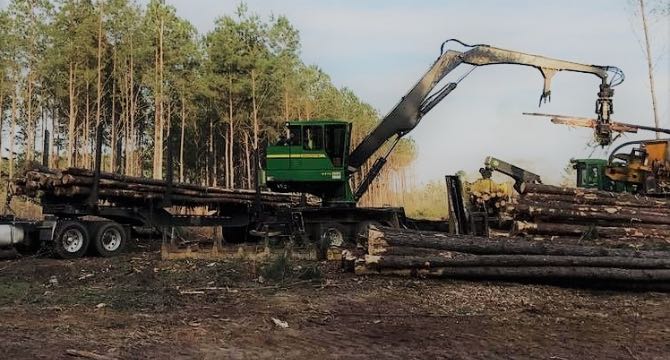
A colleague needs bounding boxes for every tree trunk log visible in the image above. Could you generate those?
[368,227,670,259]
[523,192,670,208]
[356,265,670,282]
[364,254,670,269]
[514,221,670,239]
[511,203,670,225]
[15,166,302,207]
[520,183,670,206]
[517,199,670,217]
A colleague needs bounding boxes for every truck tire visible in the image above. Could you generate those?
[53,221,90,259]
[320,223,346,248]
[317,222,347,260]
[92,222,127,257]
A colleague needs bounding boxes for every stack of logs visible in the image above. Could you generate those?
[464,179,511,212]
[469,189,509,211]
[12,166,300,207]
[347,226,670,285]
[508,183,670,249]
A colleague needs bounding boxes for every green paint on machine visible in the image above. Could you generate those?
[571,159,630,192]
[264,120,355,205]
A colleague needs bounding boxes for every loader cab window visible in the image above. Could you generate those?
[576,163,600,188]
[579,167,592,187]
[276,125,301,146]
[325,124,347,167]
[303,125,323,150]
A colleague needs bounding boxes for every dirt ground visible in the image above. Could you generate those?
[0,239,668,360]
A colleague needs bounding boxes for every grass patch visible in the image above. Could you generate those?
[296,264,323,281]
[0,281,34,305]
[260,252,292,283]
[260,252,323,284]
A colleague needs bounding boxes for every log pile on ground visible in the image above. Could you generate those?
[464,179,511,211]
[348,226,670,285]
[508,183,670,249]
[469,189,509,210]
[11,166,300,207]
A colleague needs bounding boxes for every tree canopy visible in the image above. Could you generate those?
[0,0,416,206]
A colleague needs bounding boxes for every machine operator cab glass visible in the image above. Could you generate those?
[573,159,605,189]
[276,125,302,147]
[265,121,351,184]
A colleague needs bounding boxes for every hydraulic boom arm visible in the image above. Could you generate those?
[484,156,542,192]
[349,39,624,201]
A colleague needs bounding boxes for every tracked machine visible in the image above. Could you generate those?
[525,112,670,195]
[572,138,670,195]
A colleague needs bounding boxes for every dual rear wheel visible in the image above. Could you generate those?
[53,220,127,259]
[316,221,382,259]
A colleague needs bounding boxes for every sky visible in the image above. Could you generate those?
[2,0,668,185]
[164,0,667,185]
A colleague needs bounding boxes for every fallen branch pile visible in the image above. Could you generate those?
[12,166,300,207]
[348,227,670,284]
[507,183,670,249]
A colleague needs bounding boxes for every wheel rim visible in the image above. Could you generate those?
[62,229,84,253]
[101,228,122,252]
[322,227,344,248]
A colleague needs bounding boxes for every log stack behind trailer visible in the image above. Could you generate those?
[12,166,301,208]
[507,183,670,249]
[347,226,670,288]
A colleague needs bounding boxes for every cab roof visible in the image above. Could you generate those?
[285,119,350,126]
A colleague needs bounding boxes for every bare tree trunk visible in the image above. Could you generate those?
[127,38,136,176]
[24,0,38,164]
[50,105,56,168]
[39,99,45,166]
[135,127,141,176]
[251,69,259,152]
[213,138,218,187]
[110,50,117,172]
[25,72,35,163]
[244,132,251,189]
[67,62,78,168]
[9,87,17,179]
[0,83,4,173]
[122,69,129,175]
[638,0,661,138]
[84,80,90,168]
[153,53,161,177]
[153,18,165,180]
[223,129,229,188]
[179,93,186,183]
[284,84,289,121]
[207,117,216,186]
[228,76,235,189]
[94,3,104,172]
[204,145,209,187]
[166,97,172,181]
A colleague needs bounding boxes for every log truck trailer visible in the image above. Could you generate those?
[0,39,624,258]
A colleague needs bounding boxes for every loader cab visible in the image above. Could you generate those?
[571,159,623,192]
[264,120,355,205]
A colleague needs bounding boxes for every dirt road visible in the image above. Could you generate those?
[0,244,668,359]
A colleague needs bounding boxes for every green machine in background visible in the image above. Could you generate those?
[571,158,629,192]
[265,120,354,205]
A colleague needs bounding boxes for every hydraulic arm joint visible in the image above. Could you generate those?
[595,83,615,146]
